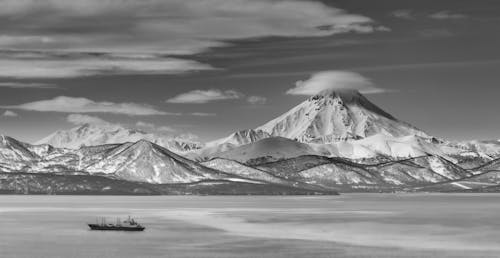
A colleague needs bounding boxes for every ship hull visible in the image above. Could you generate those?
[88,224,145,231]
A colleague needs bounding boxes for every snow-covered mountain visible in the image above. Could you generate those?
[256,89,430,143]
[198,89,435,161]
[37,123,203,153]
[1,135,247,184]
[1,134,499,193]
[198,90,499,164]
[82,140,229,184]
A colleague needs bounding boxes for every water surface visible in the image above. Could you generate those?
[1,194,499,258]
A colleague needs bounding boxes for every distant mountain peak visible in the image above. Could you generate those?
[308,89,396,120]
[312,89,361,99]
[256,90,428,143]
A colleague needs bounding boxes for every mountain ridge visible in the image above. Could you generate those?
[36,123,203,153]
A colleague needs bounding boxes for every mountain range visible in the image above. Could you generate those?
[37,123,203,153]
[1,89,500,194]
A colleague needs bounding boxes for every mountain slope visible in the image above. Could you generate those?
[213,137,320,165]
[201,158,298,185]
[256,90,429,143]
[310,134,451,159]
[0,135,39,171]
[37,123,202,153]
[83,140,229,184]
[253,154,472,191]
[368,155,472,186]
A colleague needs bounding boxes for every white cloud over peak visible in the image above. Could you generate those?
[286,70,386,96]
[166,89,244,104]
[0,0,383,78]
[3,96,170,116]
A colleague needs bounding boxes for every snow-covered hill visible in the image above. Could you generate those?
[252,154,472,190]
[37,123,203,153]
[212,137,320,164]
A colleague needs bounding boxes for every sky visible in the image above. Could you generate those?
[0,0,499,143]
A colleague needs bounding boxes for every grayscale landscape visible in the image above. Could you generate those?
[1,0,500,257]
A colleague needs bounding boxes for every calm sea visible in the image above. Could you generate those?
[1,194,499,258]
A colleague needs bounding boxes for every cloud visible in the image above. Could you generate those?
[0,82,58,88]
[2,96,170,115]
[286,71,386,96]
[189,112,217,117]
[66,114,108,125]
[136,121,176,133]
[135,121,156,129]
[429,11,467,20]
[0,0,383,78]
[247,96,267,105]
[418,28,453,38]
[166,89,244,104]
[391,10,414,20]
[1,110,18,117]
[157,126,177,133]
[0,51,212,78]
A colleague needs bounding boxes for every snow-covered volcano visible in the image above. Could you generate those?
[256,89,429,143]
[37,123,203,153]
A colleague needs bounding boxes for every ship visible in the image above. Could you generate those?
[88,216,145,231]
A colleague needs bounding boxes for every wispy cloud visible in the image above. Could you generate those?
[3,96,170,116]
[157,126,177,133]
[286,70,386,96]
[0,81,58,88]
[418,28,453,38]
[0,0,383,78]
[247,96,267,105]
[167,89,244,104]
[391,10,414,20]
[0,51,212,78]
[352,59,500,72]
[136,121,176,132]
[189,112,217,117]
[1,110,18,117]
[135,121,156,129]
[66,114,109,125]
[429,11,467,20]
